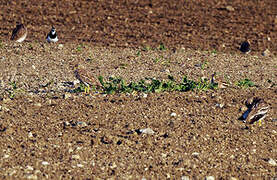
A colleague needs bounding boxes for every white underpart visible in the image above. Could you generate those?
[16,33,27,42]
[47,35,58,43]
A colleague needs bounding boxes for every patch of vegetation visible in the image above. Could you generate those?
[157,43,166,51]
[97,75,217,94]
[201,60,209,70]
[8,81,18,99]
[142,45,151,52]
[236,78,255,88]
[76,44,84,52]
[211,49,217,54]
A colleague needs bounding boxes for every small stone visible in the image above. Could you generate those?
[230,177,238,180]
[32,65,36,69]
[41,161,49,165]
[72,154,80,160]
[3,154,9,158]
[58,44,64,49]
[26,165,34,171]
[262,49,270,56]
[192,152,199,156]
[68,147,74,153]
[140,128,155,135]
[268,158,276,166]
[215,103,224,108]
[170,112,177,117]
[26,174,38,180]
[205,176,215,180]
[181,176,190,180]
[34,103,42,107]
[77,121,87,127]
[142,93,148,98]
[226,5,235,11]
[77,164,84,168]
[28,132,33,138]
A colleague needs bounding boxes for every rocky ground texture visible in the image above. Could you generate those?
[0,0,276,179]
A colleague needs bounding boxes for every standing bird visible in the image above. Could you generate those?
[11,23,27,42]
[46,26,58,43]
[239,97,269,124]
[239,40,251,54]
[74,64,101,93]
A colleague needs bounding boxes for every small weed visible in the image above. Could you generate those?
[136,50,141,56]
[28,44,33,50]
[211,49,217,54]
[8,81,18,99]
[142,45,151,51]
[76,44,84,52]
[201,60,209,70]
[154,57,161,63]
[158,43,166,51]
[236,78,255,88]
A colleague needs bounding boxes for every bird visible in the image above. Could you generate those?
[11,23,27,42]
[239,40,251,53]
[74,64,101,93]
[239,97,269,124]
[46,26,58,43]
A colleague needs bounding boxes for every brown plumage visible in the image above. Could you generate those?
[74,64,101,87]
[239,97,269,124]
[11,23,27,42]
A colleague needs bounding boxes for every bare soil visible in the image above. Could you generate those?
[0,0,276,179]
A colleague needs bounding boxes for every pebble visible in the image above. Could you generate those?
[170,112,177,117]
[192,152,199,156]
[230,177,238,180]
[34,103,42,107]
[77,164,84,168]
[41,161,49,165]
[26,165,34,171]
[205,176,215,180]
[215,103,224,108]
[72,154,81,160]
[268,158,276,166]
[226,5,235,11]
[142,93,148,98]
[181,176,190,180]
[140,128,155,135]
[26,174,38,180]
[58,44,64,49]
[77,121,87,127]
[28,132,33,138]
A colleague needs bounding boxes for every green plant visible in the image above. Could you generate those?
[211,49,217,54]
[201,60,209,70]
[76,44,84,52]
[158,43,166,51]
[8,81,18,99]
[236,78,255,88]
[136,50,141,56]
[142,45,151,51]
[97,75,217,95]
